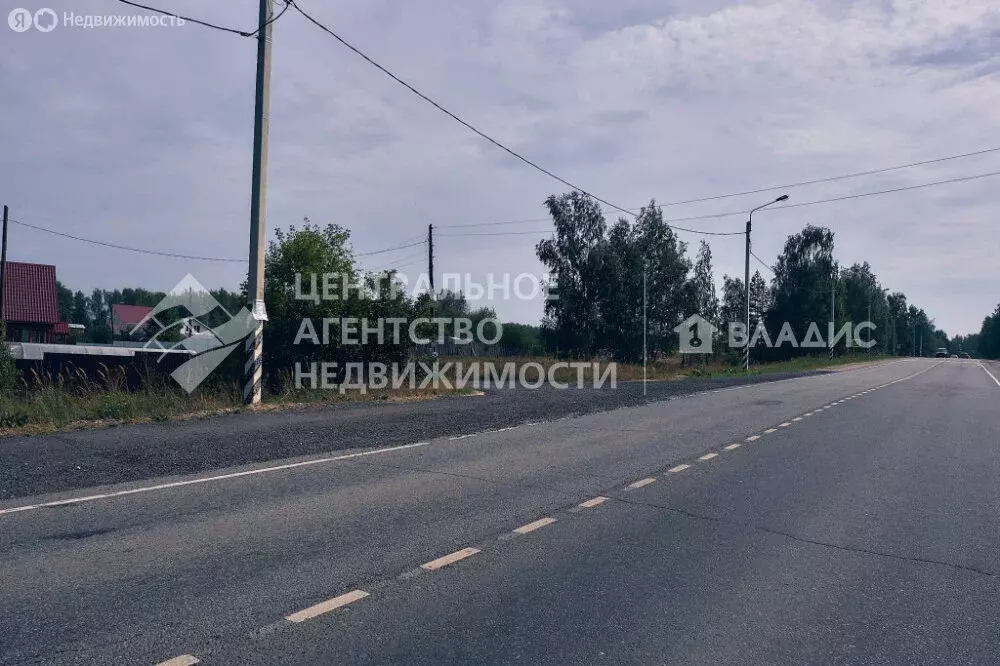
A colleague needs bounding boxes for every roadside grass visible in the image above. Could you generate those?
[0,364,473,436]
[0,354,887,436]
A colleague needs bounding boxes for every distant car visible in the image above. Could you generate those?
[960,352,971,359]
[950,354,959,358]
[934,348,948,358]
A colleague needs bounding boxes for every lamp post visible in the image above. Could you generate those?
[744,194,788,370]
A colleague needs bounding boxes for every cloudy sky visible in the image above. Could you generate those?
[2,0,998,335]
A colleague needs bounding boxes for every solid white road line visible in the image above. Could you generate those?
[421,547,481,571]
[668,464,691,473]
[0,441,432,518]
[285,589,370,623]
[628,478,657,489]
[979,362,1000,388]
[724,443,741,451]
[514,517,557,534]
[154,656,200,666]
[698,453,718,461]
[579,496,609,508]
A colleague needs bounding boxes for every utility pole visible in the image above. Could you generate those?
[744,194,788,371]
[427,224,434,296]
[244,0,274,406]
[829,269,836,359]
[743,220,751,370]
[0,205,8,332]
[866,290,871,355]
[428,223,436,357]
[643,260,647,397]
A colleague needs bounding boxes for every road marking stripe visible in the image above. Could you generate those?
[724,443,741,451]
[746,435,760,441]
[628,477,657,489]
[778,422,791,427]
[579,496,609,508]
[421,547,481,571]
[669,464,691,473]
[803,412,813,416]
[514,517,557,534]
[155,657,200,666]
[0,441,432,518]
[979,362,1000,388]
[286,589,369,623]
[764,428,777,434]
[792,417,802,421]
[698,453,718,461]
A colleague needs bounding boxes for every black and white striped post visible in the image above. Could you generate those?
[244,317,264,404]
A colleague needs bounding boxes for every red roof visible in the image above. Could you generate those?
[111,304,153,333]
[2,261,59,324]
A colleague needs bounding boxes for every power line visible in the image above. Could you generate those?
[365,249,426,272]
[354,239,425,257]
[655,145,1000,207]
[438,229,553,238]
[116,0,290,37]
[439,223,742,237]
[13,217,427,263]
[439,147,1000,231]
[662,169,1000,224]
[286,0,635,219]
[750,250,775,275]
[11,219,246,262]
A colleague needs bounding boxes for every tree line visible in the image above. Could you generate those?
[536,191,952,362]
[952,305,1000,359]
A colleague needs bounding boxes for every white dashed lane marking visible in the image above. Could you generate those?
[155,657,200,666]
[778,422,791,428]
[792,417,803,422]
[628,478,657,489]
[421,547,481,571]
[764,428,777,434]
[724,443,741,451]
[698,453,718,461]
[285,589,370,623]
[669,464,691,473]
[746,435,761,441]
[514,517,557,534]
[578,496,609,508]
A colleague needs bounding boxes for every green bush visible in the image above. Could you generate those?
[0,411,28,428]
[97,393,136,421]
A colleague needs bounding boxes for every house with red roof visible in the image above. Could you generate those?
[111,303,154,337]
[2,261,62,343]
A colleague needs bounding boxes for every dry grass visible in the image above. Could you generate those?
[0,363,473,437]
[0,354,886,436]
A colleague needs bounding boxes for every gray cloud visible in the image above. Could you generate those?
[1,0,998,334]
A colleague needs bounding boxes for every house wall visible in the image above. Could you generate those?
[5,323,53,344]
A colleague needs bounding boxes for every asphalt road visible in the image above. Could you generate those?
[0,367,830,501]
[1,358,998,665]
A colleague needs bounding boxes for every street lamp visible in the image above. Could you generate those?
[744,194,788,370]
